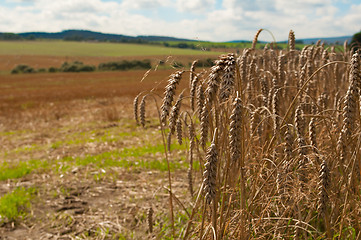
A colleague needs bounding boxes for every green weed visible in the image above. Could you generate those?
[0,140,188,182]
[63,142,188,171]
[0,159,48,181]
[51,128,142,149]
[0,187,36,222]
[156,210,189,239]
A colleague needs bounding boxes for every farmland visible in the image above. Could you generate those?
[1,33,361,239]
[0,40,219,239]
[0,40,220,57]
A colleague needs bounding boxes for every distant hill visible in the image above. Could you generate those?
[296,36,352,45]
[0,29,353,46]
[227,40,252,43]
[0,29,195,42]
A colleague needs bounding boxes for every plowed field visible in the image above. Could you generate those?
[0,60,196,239]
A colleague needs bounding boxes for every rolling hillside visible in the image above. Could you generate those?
[0,29,353,45]
[1,30,195,43]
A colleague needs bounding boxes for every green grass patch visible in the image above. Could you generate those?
[51,128,141,149]
[62,142,189,171]
[0,138,190,181]
[0,159,49,181]
[0,40,220,57]
[0,129,31,137]
[5,122,142,154]
[12,144,41,154]
[156,210,190,239]
[0,187,36,222]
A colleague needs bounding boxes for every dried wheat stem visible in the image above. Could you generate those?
[176,118,182,145]
[169,91,184,134]
[317,159,330,216]
[190,74,200,111]
[338,52,360,144]
[219,53,236,102]
[284,125,293,166]
[309,105,320,164]
[147,207,154,233]
[295,105,308,183]
[288,30,295,51]
[167,131,172,152]
[188,119,195,153]
[140,95,146,127]
[187,118,195,197]
[337,52,360,188]
[250,107,262,140]
[246,57,256,100]
[189,60,198,89]
[133,94,140,125]
[260,77,269,106]
[317,93,328,111]
[200,102,210,149]
[161,70,184,124]
[273,88,280,137]
[187,168,193,197]
[239,49,252,84]
[317,158,332,238]
[252,29,263,50]
[203,137,218,205]
[298,65,307,101]
[278,54,286,85]
[197,84,205,120]
[205,58,225,104]
[230,96,243,165]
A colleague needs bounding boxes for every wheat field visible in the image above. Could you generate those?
[135,29,361,239]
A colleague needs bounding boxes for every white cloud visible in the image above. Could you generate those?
[316,5,337,17]
[0,0,359,42]
[5,0,36,2]
[222,0,275,11]
[337,4,361,33]
[176,0,216,13]
[120,0,170,9]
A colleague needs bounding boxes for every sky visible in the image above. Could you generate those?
[1,0,361,42]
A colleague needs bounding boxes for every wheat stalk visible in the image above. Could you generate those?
[160,70,184,124]
[132,30,361,238]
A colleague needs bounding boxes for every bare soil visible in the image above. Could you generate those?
[0,70,193,239]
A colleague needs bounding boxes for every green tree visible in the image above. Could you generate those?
[351,31,361,50]
[0,33,22,40]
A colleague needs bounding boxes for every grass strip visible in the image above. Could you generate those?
[0,187,36,222]
[0,141,196,181]
[0,160,49,181]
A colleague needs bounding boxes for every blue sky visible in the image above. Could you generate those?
[1,0,361,42]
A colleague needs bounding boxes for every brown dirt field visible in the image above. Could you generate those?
[0,69,191,112]
[0,69,198,239]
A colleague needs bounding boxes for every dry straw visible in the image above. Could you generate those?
[230,95,242,164]
[133,30,360,239]
[203,134,218,205]
[288,30,295,51]
[219,54,236,102]
[133,94,140,125]
[139,95,146,127]
[147,207,154,233]
[190,74,200,111]
[168,91,184,134]
[160,70,184,124]
[176,118,182,145]
[196,84,205,120]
